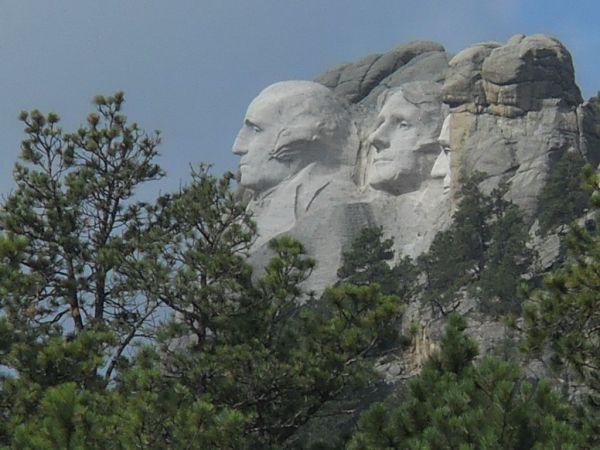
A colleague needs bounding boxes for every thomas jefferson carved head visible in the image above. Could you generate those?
[233,81,356,194]
[367,81,445,195]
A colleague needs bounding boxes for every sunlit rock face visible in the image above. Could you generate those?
[315,44,454,263]
[366,82,445,196]
[360,81,452,259]
[315,40,447,105]
[233,81,358,196]
[442,34,600,218]
[232,80,372,291]
[233,81,361,243]
[232,35,600,296]
[314,43,456,261]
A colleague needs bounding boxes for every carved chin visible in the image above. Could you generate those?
[240,172,266,192]
[368,167,421,196]
[240,169,284,194]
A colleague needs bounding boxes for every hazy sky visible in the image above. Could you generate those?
[1,0,598,198]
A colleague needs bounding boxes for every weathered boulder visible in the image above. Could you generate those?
[577,100,600,166]
[481,34,582,114]
[315,40,446,104]
[442,41,500,108]
[362,51,449,107]
[442,35,598,218]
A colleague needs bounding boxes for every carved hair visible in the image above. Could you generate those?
[255,81,358,166]
[377,81,446,138]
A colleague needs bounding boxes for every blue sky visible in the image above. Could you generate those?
[0,0,598,198]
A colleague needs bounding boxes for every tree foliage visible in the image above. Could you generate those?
[537,150,591,235]
[348,315,583,450]
[148,234,401,448]
[523,166,600,440]
[417,175,533,316]
[0,93,402,449]
[0,92,164,382]
[1,237,401,448]
[140,163,256,347]
[337,226,416,297]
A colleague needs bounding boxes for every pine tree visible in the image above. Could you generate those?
[537,150,591,235]
[418,175,533,316]
[0,93,403,447]
[0,93,168,445]
[348,315,583,449]
[477,183,534,315]
[148,233,402,448]
[523,167,600,441]
[139,163,256,348]
[0,92,164,381]
[417,174,491,314]
[337,226,416,297]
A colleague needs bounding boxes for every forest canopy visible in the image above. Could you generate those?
[0,93,598,449]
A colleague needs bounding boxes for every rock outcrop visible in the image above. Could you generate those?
[315,41,446,104]
[230,34,600,376]
[442,34,594,217]
[481,34,581,114]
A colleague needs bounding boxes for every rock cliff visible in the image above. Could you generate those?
[231,34,600,379]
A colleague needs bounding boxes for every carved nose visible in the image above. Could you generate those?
[438,137,450,151]
[369,130,389,152]
[431,150,449,179]
[232,135,247,155]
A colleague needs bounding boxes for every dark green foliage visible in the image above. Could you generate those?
[477,189,534,315]
[0,90,170,444]
[0,92,164,382]
[338,226,394,287]
[450,174,491,275]
[418,174,492,314]
[417,229,469,314]
[153,234,401,448]
[537,150,592,234]
[523,168,600,442]
[0,95,402,448]
[0,328,108,444]
[348,315,583,450]
[418,175,533,316]
[141,163,256,346]
[337,226,417,297]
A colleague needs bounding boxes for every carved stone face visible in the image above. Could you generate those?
[232,81,355,194]
[367,89,441,195]
[232,93,296,193]
[430,114,452,194]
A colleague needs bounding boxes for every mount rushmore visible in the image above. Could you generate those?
[232,34,600,294]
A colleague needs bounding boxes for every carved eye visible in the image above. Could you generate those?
[245,120,262,133]
[398,120,410,128]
